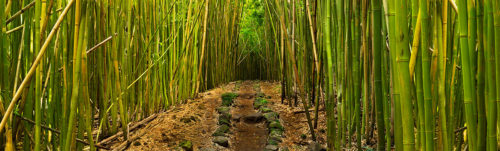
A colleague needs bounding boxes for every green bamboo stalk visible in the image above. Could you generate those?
[475,0,487,151]
[492,1,500,150]
[80,9,95,150]
[418,0,435,150]
[33,0,42,149]
[324,0,337,149]
[436,4,449,149]
[484,0,498,150]
[64,0,84,149]
[384,0,404,149]
[457,0,478,150]
[372,0,386,150]
[394,0,416,150]
[352,0,362,149]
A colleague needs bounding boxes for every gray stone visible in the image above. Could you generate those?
[218,112,231,125]
[213,136,229,147]
[254,98,269,109]
[212,124,230,136]
[269,121,284,130]
[259,106,273,113]
[231,114,242,121]
[264,145,279,151]
[218,117,230,125]
[216,107,230,114]
[308,141,325,151]
[269,130,283,142]
[263,112,279,122]
[198,148,216,151]
[243,112,264,123]
[279,146,289,151]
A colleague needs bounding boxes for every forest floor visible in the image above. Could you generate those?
[107,81,327,151]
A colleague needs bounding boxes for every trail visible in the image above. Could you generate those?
[230,81,268,150]
[106,81,327,151]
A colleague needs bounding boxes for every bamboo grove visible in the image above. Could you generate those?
[1,0,500,150]
[0,0,245,150]
[263,0,500,151]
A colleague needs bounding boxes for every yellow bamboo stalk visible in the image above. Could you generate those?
[409,11,422,78]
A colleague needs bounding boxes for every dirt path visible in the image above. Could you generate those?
[230,81,268,150]
[106,81,327,151]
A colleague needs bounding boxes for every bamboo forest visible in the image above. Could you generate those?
[1,0,500,150]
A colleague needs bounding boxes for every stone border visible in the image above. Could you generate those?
[253,88,284,151]
[212,92,238,148]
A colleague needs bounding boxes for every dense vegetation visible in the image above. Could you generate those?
[0,0,499,150]
[0,0,242,150]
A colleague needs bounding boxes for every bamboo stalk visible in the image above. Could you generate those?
[0,0,74,134]
[394,0,416,150]
[457,0,478,150]
[372,0,386,150]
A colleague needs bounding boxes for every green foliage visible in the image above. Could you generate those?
[239,0,265,53]
[259,106,272,113]
[267,139,279,145]
[221,92,238,106]
[269,121,284,131]
[254,98,269,109]
[263,112,278,122]
[213,124,230,136]
[179,140,193,151]
[217,107,231,114]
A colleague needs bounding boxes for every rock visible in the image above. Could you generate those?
[269,135,282,142]
[279,146,289,151]
[269,121,284,130]
[243,113,264,123]
[270,129,284,136]
[199,148,216,151]
[268,139,279,145]
[220,112,232,119]
[259,106,273,113]
[216,107,230,114]
[221,92,237,106]
[254,98,269,109]
[213,136,229,147]
[218,116,231,125]
[222,99,234,107]
[263,112,279,122]
[308,141,325,151]
[231,114,242,122]
[179,140,193,151]
[212,124,230,136]
[221,92,238,106]
[264,145,279,151]
[269,129,283,142]
[218,111,231,125]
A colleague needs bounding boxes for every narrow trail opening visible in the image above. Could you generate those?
[230,82,268,150]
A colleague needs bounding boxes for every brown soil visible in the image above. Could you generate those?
[106,81,327,151]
